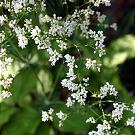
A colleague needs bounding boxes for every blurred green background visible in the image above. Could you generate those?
[0,0,135,135]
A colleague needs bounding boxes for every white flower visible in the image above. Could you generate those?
[111,103,125,123]
[48,15,64,37]
[88,120,111,135]
[0,48,15,92]
[0,75,14,89]
[42,108,54,122]
[42,111,50,122]
[56,111,67,127]
[0,2,4,7]
[86,117,96,123]
[0,31,5,43]
[18,34,28,48]
[86,58,96,69]
[48,108,54,115]
[66,97,75,107]
[88,30,106,57]
[71,84,88,105]
[90,0,111,7]
[12,1,23,13]
[110,23,117,31]
[64,19,77,37]
[64,54,77,79]
[112,130,118,135]
[83,77,90,86]
[39,14,51,23]
[86,58,101,72]
[98,82,118,99]
[132,102,135,114]
[31,26,41,39]
[127,117,135,128]
[24,19,33,32]
[0,90,12,99]
[56,40,67,51]
[96,12,106,23]
[61,79,78,92]
[9,20,17,28]
[46,47,62,66]
[0,48,13,76]
[0,15,7,26]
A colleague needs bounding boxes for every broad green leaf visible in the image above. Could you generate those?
[37,70,53,94]
[11,67,37,104]
[121,128,134,135]
[2,107,40,135]
[104,35,135,68]
[0,103,16,127]
[35,123,54,135]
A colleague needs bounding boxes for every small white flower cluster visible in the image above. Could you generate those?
[71,84,88,105]
[10,0,35,14]
[88,120,111,135]
[42,108,54,122]
[11,0,25,13]
[23,21,63,66]
[56,40,67,51]
[56,111,67,127]
[49,15,64,37]
[0,31,5,43]
[9,20,28,49]
[0,75,14,89]
[0,48,14,99]
[0,90,12,99]
[66,97,75,107]
[15,27,28,49]
[0,15,8,26]
[30,26,41,43]
[127,117,135,128]
[132,102,135,113]
[61,54,77,106]
[46,47,62,66]
[96,12,106,23]
[24,19,33,32]
[39,14,51,24]
[111,103,126,123]
[110,23,117,31]
[61,79,88,107]
[0,2,4,7]
[86,117,96,123]
[90,0,111,7]
[39,8,107,57]
[0,48,13,75]
[98,82,118,99]
[42,109,67,127]
[61,79,78,92]
[89,30,106,57]
[64,19,77,37]
[61,54,89,106]
[80,19,90,39]
[85,58,101,72]
[64,54,76,79]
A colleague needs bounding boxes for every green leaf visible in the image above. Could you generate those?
[35,123,54,135]
[0,103,16,128]
[37,69,53,94]
[104,35,135,68]
[11,67,36,104]
[2,107,40,135]
[120,127,134,135]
